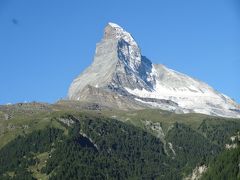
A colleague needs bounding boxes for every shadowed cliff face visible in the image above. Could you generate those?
[68,22,156,99]
[68,22,240,118]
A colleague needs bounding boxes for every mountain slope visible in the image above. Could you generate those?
[68,22,240,118]
[0,102,240,179]
[201,134,240,180]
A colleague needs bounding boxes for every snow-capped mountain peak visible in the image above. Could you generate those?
[105,22,137,45]
[104,22,141,71]
[68,22,240,118]
[108,22,121,28]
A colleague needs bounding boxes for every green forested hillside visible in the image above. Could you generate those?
[0,103,239,179]
[0,128,64,180]
[202,139,240,180]
[0,115,175,179]
[166,123,220,175]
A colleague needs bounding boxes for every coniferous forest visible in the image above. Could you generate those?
[0,112,239,180]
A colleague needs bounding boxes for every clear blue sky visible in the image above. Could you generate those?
[0,0,239,104]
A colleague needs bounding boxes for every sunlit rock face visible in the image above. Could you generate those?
[68,22,240,118]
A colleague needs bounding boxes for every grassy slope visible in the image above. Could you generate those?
[0,102,239,179]
[0,104,68,149]
[28,152,49,180]
[0,102,239,149]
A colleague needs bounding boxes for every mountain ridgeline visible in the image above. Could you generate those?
[0,22,239,180]
[68,22,240,118]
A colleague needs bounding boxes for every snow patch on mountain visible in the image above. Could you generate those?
[135,98,177,112]
[68,22,240,118]
[125,64,240,118]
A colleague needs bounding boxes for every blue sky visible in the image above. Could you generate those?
[0,0,239,104]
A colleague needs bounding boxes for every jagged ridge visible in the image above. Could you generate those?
[68,22,240,118]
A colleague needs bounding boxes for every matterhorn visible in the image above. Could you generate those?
[68,22,240,118]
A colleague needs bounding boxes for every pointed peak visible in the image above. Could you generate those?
[107,22,123,29]
[104,22,125,36]
[104,22,137,46]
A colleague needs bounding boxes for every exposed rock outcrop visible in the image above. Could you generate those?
[68,22,240,118]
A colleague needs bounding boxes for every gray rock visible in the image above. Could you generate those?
[68,22,240,118]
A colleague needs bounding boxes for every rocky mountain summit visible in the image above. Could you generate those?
[68,22,240,118]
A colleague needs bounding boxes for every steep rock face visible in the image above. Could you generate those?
[73,85,145,110]
[68,22,240,118]
[68,23,155,99]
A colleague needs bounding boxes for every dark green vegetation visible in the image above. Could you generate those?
[202,141,240,180]
[198,119,240,147]
[45,116,172,179]
[0,102,239,179]
[166,123,220,175]
[0,128,64,180]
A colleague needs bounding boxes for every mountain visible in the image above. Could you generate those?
[68,22,240,118]
[1,23,239,180]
